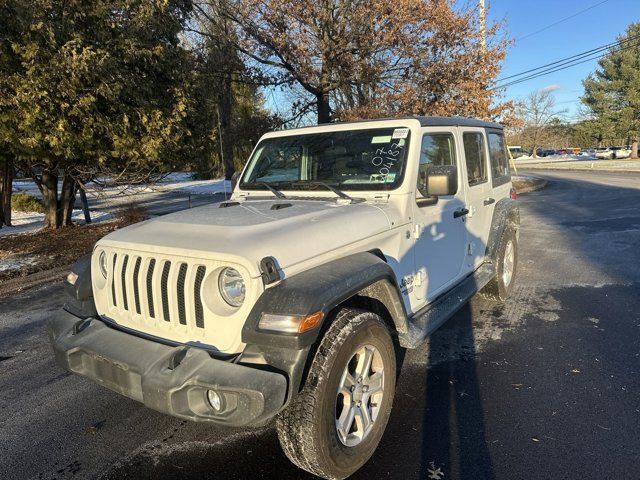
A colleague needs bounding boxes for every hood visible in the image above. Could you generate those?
[99,199,392,277]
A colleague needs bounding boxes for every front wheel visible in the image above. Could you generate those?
[276,308,396,479]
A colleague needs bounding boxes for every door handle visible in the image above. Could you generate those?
[484,197,495,206]
[454,208,469,218]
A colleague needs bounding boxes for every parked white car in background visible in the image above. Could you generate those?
[595,148,615,159]
[613,147,632,159]
[596,147,632,159]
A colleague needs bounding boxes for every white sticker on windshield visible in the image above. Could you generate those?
[392,128,409,139]
[385,172,397,182]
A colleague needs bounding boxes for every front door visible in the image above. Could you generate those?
[460,128,493,271]
[412,128,468,302]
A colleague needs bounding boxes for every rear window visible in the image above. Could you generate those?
[463,132,487,186]
[488,132,510,180]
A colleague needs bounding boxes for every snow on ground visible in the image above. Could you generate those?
[0,210,113,239]
[514,153,597,163]
[4,173,229,239]
[0,255,39,273]
[11,173,231,199]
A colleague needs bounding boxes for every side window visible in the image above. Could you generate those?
[463,132,488,186]
[488,132,510,179]
[417,133,456,197]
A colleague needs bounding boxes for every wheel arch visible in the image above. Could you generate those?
[485,198,520,263]
[240,251,408,404]
[242,251,409,350]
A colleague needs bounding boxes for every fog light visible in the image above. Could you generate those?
[207,389,223,412]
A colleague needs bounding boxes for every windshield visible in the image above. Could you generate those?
[240,127,411,191]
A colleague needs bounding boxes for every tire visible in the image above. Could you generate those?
[276,308,396,479]
[480,228,518,301]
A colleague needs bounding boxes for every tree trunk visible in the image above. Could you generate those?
[317,91,331,124]
[0,157,13,227]
[631,139,639,159]
[0,162,4,228]
[58,173,77,226]
[39,170,59,229]
[218,74,235,181]
[79,184,91,223]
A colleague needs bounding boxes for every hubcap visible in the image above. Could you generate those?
[502,240,515,286]
[335,344,385,447]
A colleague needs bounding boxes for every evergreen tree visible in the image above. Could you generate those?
[0,0,195,228]
[582,22,640,159]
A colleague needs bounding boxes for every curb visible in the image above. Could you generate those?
[512,176,548,194]
[0,264,70,298]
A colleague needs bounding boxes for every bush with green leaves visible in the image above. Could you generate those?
[11,192,43,213]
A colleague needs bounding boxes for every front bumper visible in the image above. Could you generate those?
[48,310,287,427]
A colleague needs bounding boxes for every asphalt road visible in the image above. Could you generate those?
[1,170,639,480]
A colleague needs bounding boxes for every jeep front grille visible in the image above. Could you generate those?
[161,260,171,322]
[106,251,208,334]
[194,266,206,328]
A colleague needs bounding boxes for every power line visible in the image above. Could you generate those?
[499,33,640,82]
[517,0,611,41]
[494,35,640,89]
[494,40,640,89]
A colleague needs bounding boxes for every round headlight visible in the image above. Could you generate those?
[218,267,245,307]
[98,251,108,278]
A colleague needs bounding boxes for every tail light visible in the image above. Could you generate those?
[510,187,517,200]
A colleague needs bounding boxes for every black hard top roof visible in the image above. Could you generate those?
[284,116,503,132]
[413,116,503,129]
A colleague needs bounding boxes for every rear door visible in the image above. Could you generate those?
[412,128,467,302]
[460,128,493,271]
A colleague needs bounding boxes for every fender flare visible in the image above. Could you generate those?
[241,251,408,350]
[485,198,520,263]
[64,254,97,318]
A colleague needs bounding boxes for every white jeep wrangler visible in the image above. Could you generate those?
[49,116,519,479]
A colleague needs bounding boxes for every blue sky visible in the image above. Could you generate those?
[490,0,640,119]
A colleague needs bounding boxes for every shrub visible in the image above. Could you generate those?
[11,192,44,213]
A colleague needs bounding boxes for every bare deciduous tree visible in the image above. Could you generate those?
[519,89,566,157]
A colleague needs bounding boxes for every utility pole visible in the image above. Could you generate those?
[479,0,486,52]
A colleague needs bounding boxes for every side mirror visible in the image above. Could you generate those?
[427,164,457,196]
[230,171,241,191]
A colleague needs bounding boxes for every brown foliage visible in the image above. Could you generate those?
[224,0,513,123]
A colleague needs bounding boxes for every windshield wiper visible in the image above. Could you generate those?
[259,182,287,199]
[308,182,354,202]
